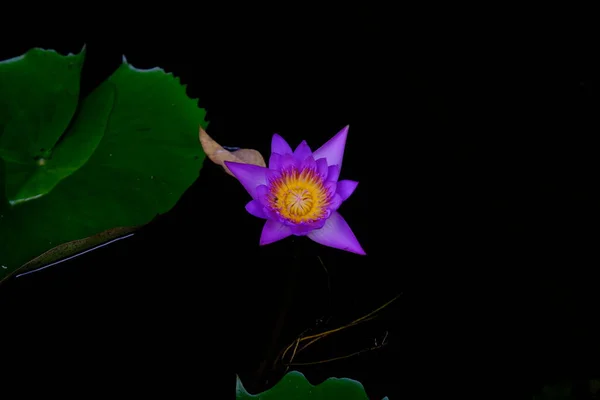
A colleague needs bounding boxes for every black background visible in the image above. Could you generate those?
[1,12,599,399]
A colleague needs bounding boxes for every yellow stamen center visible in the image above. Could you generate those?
[268,167,331,224]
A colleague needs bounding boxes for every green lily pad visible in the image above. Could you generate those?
[0,47,207,282]
[236,371,388,400]
[0,47,86,165]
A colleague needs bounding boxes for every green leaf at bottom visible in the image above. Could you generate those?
[236,371,389,400]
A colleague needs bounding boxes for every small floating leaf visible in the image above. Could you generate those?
[236,370,388,400]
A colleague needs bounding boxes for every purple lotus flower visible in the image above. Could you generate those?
[224,125,365,255]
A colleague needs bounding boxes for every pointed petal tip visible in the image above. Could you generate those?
[245,200,268,219]
[329,236,367,255]
[260,220,293,245]
[334,125,349,140]
[336,180,359,201]
[354,246,367,256]
[313,126,349,169]
[307,211,366,256]
[224,162,269,199]
[293,140,313,161]
[271,133,293,155]
[347,244,367,255]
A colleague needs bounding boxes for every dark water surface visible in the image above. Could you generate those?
[1,23,599,399]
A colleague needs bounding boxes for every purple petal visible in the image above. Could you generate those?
[224,161,268,199]
[265,207,282,222]
[327,165,340,182]
[300,155,317,171]
[290,225,313,236]
[293,140,312,161]
[307,211,366,255]
[245,200,267,219]
[324,181,337,197]
[280,154,297,170]
[316,158,328,177]
[256,185,270,208]
[260,219,293,245]
[290,219,326,235]
[265,168,281,181]
[269,153,283,170]
[329,193,343,211]
[313,125,349,170]
[336,180,359,201]
[272,134,293,155]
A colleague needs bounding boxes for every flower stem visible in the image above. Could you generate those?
[254,241,301,388]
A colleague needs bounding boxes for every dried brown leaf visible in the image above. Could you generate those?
[199,127,266,177]
[231,148,266,166]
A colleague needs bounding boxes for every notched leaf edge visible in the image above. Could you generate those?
[0,44,87,65]
[119,55,205,113]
